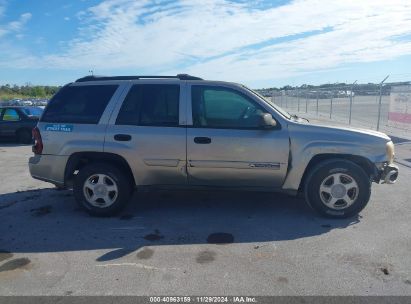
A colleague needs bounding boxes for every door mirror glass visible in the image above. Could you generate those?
[259,113,277,129]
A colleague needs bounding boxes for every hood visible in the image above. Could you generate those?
[308,122,390,141]
[288,120,391,147]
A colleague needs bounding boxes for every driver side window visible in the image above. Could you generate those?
[191,86,265,129]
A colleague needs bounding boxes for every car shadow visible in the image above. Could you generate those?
[0,187,360,262]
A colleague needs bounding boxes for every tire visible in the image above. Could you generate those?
[17,129,32,144]
[73,163,132,217]
[304,159,371,218]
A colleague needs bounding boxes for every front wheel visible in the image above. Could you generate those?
[304,159,371,218]
[74,163,132,216]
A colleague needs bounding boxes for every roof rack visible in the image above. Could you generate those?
[75,74,203,82]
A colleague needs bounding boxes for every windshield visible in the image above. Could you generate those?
[242,86,291,119]
[22,107,43,117]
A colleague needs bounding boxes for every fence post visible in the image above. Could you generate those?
[285,91,288,108]
[330,97,333,119]
[376,75,389,131]
[316,91,319,116]
[297,90,300,112]
[349,80,357,125]
[305,92,308,113]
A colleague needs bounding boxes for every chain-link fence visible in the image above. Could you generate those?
[270,82,411,138]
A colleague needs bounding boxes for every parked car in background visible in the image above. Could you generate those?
[0,106,43,144]
[23,100,33,106]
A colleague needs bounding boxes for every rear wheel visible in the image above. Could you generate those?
[17,129,32,144]
[304,159,371,218]
[74,163,132,216]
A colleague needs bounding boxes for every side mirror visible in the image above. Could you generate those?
[259,113,277,129]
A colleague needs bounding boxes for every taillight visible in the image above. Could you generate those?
[32,127,43,154]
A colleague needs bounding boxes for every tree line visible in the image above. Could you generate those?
[0,84,61,100]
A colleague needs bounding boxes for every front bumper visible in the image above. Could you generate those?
[379,163,399,184]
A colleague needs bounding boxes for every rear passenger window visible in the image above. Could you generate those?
[116,84,180,127]
[41,85,118,124]
[2,109,20,121]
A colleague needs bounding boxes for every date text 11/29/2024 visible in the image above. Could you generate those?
[149,296,257,303]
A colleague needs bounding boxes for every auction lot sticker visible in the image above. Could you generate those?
[44,124,73,132]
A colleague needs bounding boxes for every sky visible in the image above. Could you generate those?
[0,0,411,88]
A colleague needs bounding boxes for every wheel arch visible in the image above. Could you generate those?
[298,154,376,192]
[64,152,135,188]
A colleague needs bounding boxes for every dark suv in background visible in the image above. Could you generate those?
[0,106,43,144]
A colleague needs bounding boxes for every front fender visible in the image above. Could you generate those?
[282,140,386,191]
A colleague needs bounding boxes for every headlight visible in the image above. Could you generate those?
[386,141,395,164]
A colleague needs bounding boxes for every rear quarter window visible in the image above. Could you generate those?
[41,85,118,124]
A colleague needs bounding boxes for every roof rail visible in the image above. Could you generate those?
[75,74,203,82]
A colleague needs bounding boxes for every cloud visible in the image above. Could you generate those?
[0,0,5,17]
[0,12,32,38]
[1,0,411,84]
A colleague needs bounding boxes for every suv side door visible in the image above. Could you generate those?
[186,84,289,188]
[105,80,187,186]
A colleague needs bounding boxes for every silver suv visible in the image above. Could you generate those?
[29,74,398,218]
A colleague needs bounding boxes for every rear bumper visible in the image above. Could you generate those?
[378,163,399,184]
[29,154,68,187]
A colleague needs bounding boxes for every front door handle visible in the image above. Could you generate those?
[114,134,132,141]
[194,137,211,144]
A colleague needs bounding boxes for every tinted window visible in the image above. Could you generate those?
[41,85,118,124]
[116,84,180,127]
[2,109,20,121]
[192,86,265,129]
[22,107,43,117]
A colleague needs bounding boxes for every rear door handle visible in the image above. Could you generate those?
[194,137,211,144]
[114,134,132,141]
